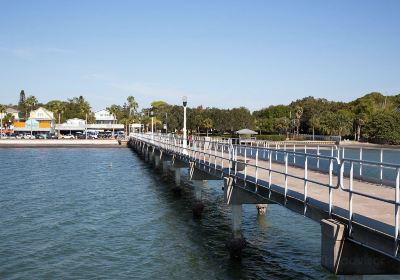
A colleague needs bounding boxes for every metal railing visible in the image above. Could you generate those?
[130,132,400,259]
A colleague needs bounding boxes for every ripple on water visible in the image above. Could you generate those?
[0,148,334,279]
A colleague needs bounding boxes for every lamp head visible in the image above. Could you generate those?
[182,96,187,107]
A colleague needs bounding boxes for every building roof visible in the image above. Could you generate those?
[235,128,258,135]
[29,107,54,120]
[6,107,19,113]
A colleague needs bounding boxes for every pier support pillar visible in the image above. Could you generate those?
[154,155,160,169]
[162,160,169,174]
[171,167,182,196]
[192,180,205,218]
[321,219,400,275]
[174,168,181,186]
[256,204,268,215]
[227,204,246,259]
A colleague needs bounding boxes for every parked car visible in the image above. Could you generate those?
[61,134,75,139]
[88,133,98,139]
[8,133,17,139]
[48,133,58,139]
[35,134,48,139]
[16,134,23,139]
[23,134,35,140]
[76,132,86,139]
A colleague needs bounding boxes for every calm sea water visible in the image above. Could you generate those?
[0,148,333,279]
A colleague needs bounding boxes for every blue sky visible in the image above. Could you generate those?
[0,0,399,111]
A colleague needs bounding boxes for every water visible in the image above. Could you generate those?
[0,147,333,279]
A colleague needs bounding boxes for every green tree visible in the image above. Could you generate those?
[0,104,5,138]
[24,95,38,118]
[18,90,26,119]
[201,117,213,136]
[308,115,320,139]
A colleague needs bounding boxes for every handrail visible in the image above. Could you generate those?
[131,133,400,258]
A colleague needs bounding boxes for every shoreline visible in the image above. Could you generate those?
[0,139,126,148]
[339,140,400,149]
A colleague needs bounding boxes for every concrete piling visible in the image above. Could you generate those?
[256,204,268,215]
[192,180,205,218]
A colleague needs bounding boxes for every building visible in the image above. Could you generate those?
[91,109,124,133]
[55,118,86,134]
[13,107,55,134]
[94,109,116,124]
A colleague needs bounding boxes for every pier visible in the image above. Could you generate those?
[128,133,400,276]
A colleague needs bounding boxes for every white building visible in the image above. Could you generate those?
[55,118,86,133]
[94,109,116,124]
[0,107,21,121]
[91,109,124,132]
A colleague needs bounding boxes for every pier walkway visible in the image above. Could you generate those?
[129,133,400,275]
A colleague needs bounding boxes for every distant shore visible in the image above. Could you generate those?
[0,139,125,148]
[339,140,400,149]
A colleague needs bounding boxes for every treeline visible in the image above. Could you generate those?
[2,90,400,144]
[253,92,400,144]
[142,92,400,145]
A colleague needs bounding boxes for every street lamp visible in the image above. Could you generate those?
[150,110,154,139]
[182,96,187,150]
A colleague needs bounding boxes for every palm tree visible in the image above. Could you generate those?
[0,104,6,139]
[80,101,91,139]
[25,95,38,118]
[106,105,120,136]
[309,115,320,140]
[295,106,303,136]
[127,96,139,117]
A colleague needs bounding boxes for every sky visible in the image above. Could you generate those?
[0,0,399,112]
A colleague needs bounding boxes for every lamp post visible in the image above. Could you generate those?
[165,112,168,134]
[182,96,187,150]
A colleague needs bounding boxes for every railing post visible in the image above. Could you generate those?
[228,146,231,175]
[244,148,247,180]
[304,155,308,215]
[395,167,399,256]
[380,149,383,183]
[284,152,288,204]
[268,151,272,197]
[293,144,296,164]
[349,161,354,237]
[359,147,363,177]
[329,158,333,217]
[255,149,259,190]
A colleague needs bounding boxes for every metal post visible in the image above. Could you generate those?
[183,97,187,151]
[395,168,399,256]
[284,153,288,204]
[380,149,383,183]
[255,149,259,190]
[268,151,272,197]
[317,145,320,169]
[359,148,363,177]
[293,144,296,164]
[304,156,308,216]
[349,161,354,237]
[329,159,333,217]
[244,148,247,180]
